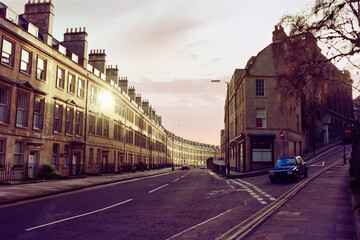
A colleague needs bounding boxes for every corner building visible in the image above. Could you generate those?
[223,26,353,172]
[0,1,219,180]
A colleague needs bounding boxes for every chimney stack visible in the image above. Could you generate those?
[142,100,149,115]
[136,94,142,108]
[22,0,54,45]
[118,77,128,94]
[106,65,119,84]
[272,25,287,43]
[62,27,88,68]
[128,86,136,101]
[88,49,107,75]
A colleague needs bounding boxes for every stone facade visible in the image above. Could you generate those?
[0,1,219,179]
[222,25,353,172]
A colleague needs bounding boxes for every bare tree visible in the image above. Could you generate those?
[280,0,360,71]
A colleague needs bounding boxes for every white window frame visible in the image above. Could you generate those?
[67,73,75,93]
[256,109,266,128]
[36,57,46,80]
[16,92,28,127]
[33,97,44,130]
[56,67,65,89]
[14,141,23,164]
[20,48,31,74]
[1,38,13,66]
[0,86,10,124]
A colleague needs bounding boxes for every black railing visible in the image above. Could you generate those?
[0,163,42,183]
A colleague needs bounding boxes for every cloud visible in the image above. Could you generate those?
[117,6,205,62]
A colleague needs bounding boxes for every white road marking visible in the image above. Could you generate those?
[235,179,276,202]
[25,199,133,231]
[229,179,276,205]
[172,178,180,183]
[225,180,236,191]
[166,209,233,240]
[208,171,223,180]
[148,184,169,194]
[309,161,325,167]
[229,180,267,204]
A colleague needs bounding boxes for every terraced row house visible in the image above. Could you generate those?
[221,25,353,172]
[0,0,219,181]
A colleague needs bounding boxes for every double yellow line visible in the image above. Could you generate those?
[216,158,343,240]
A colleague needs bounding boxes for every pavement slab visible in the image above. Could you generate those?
[245,163,357,240]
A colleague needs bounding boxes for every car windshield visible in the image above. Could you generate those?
[275,158,297,167]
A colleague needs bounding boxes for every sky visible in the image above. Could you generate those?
[6,0,359,146]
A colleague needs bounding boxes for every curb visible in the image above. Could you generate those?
[0,169,179,206]
[351,192,360,240]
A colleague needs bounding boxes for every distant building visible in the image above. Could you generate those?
[0,1,219,180]
[354,96,360,123]
[221,25,353,172]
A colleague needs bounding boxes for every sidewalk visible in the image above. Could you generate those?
[245,162,357,240]
[0,167,178,205]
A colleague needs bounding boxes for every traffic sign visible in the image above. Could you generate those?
[345,126,351,138]
[279,130,285,140]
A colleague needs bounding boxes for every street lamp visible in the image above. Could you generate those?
[172,124,180,171]
[211,79,230,174]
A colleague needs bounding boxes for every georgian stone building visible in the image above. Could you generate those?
[222,26,353,172]
[0,0,219,180]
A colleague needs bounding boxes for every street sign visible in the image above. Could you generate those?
[279,131,285,140]
[230,140,237,148]
[345,126,351,138]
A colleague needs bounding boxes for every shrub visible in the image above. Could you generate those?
[42,163,55,174]
[42,164,60,180]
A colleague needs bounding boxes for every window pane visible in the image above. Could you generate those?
[57,68,64,88]
[17,93,27,127]
[0,87,8,123]
[21,49,30,72]
[0,87,8,104]
[34,114,41,129]
[256,109,265,118]
[14,142,22,153]
[1,39,12,65]
[16,110,25,126]
[54,104,62,132]
[37,58,45,80]
[256,79,265,96]
[78,79,84,97]
[67,74,75,93]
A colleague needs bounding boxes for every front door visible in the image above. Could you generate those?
[28,151,37,178]
[72,154,77,175]
[102,154,108,173]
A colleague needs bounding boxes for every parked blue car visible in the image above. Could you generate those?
[269,156,308,183]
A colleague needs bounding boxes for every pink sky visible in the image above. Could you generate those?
[8,0,359,145]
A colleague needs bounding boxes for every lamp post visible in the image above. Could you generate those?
[172,124,180,171]
[211,80,230,174]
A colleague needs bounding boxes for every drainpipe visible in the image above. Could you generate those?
[82,77,89,175]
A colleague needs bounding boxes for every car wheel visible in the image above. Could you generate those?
[270,179,275,183]
[304,169,308,178]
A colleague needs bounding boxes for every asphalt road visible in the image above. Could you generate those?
[0,145,351,240]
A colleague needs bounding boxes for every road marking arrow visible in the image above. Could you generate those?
[309,161,325,167]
